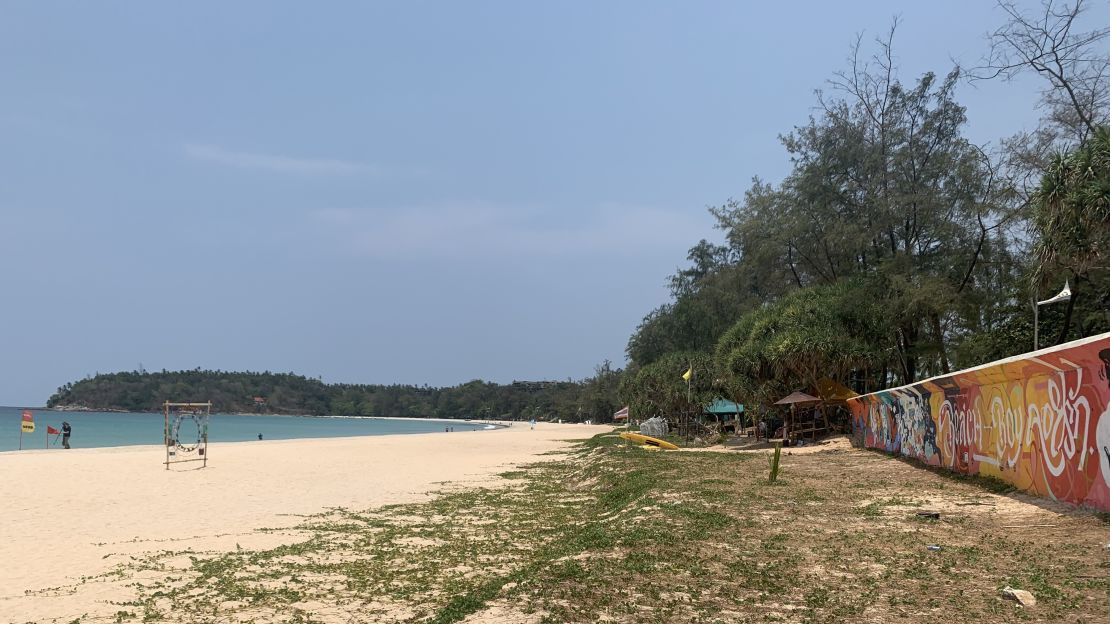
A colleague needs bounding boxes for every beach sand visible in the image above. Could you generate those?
[0,422,606,623]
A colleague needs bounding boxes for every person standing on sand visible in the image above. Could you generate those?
[529,418,536,430]
[61,421,71,449]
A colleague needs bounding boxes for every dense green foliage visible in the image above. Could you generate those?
[47,363,622,422]
[715,281,894,409]
[618,351,716,422]
[1033,127,1110,340]
[620,19,1109,419]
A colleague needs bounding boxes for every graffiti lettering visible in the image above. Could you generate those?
[849,334,1110,511]
[989,389,1024,470]
[1027,370,1090,478]
[936,396,984,468]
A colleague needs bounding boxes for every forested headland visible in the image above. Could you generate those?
[617,4,1110,422]
[46,365,622,422]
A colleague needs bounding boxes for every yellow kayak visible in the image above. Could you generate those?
[620,432,679,450]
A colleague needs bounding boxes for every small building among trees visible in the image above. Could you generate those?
[704,398,743,432]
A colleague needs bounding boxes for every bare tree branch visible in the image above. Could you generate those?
[971,0,1110,143]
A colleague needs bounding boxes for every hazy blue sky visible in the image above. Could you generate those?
[0,1,1092,406]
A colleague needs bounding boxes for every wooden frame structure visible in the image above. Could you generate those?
[773,391,827,444]
[163,401,211,470]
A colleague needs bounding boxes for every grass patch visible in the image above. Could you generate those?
[81,433,1109,624]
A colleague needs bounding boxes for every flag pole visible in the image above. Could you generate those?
[686,361,692,404]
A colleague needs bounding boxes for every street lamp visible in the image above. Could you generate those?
[1033,280,1072,350]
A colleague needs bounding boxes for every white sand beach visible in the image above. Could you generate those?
[0,422,606,623]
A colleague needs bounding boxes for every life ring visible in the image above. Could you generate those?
[172,413,203,452]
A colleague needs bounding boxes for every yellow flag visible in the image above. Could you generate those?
[682,367,692,381]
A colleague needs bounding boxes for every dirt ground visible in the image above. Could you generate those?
[13,433,1108,623]
[518,434,1110,623]
[676,435,1110,622]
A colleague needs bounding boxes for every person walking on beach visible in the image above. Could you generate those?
[61,421,71,449]
[529,418,536,430]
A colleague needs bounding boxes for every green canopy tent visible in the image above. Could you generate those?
[704,398,744,432]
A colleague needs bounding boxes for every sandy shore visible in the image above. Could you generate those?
[0,422,606,623]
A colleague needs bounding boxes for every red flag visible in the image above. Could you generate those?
[47,425,60,435]
[21,410,33,422]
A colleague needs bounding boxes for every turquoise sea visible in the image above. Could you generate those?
[0,406,492,452]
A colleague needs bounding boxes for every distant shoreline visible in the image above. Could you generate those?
[18,405,518,425]
[0,409,516,454]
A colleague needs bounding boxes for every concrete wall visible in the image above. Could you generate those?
[848,334,1110,511]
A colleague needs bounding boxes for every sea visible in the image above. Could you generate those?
[0,406,494,452]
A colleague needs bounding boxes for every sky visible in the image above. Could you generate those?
[0,1,1097,406]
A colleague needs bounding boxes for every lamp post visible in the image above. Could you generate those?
[1033,280,1072,351]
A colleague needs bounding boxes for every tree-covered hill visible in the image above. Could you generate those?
[47,365,623,422]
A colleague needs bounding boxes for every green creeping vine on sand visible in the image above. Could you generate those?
[71,432,1109,623]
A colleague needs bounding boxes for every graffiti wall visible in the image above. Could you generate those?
[849,333,1110,511]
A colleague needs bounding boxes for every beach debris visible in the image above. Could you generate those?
[1000,523,1056,528]
[915,511,941,519]
[925,545,942,552]
[1001,586,1037,607]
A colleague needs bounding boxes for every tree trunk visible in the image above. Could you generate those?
[895,327,916,384]
[931,314,950,374]
[898,323,918,383]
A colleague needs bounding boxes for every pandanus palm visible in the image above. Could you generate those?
[1032,128,1110,342]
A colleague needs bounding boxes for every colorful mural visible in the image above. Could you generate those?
[848,333,1110,511]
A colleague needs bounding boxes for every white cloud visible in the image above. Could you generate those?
[308,201,711,260]
[184,143,382,176]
